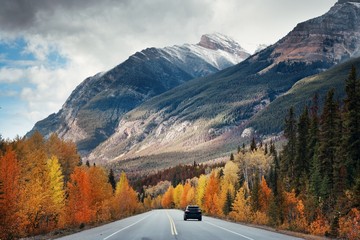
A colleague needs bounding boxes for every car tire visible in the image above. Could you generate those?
[184,217,187,221]
[198,217,202,221]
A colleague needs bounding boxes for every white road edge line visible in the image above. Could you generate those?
[166,211,178,235]
[103,212,153,240]
[204,221,255,240]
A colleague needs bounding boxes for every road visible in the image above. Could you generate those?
[58,209,303,240]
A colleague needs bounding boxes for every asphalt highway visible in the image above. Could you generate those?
[58,209,303,240]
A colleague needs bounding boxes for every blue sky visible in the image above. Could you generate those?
[0,0,337,139]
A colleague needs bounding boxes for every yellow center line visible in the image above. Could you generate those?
[166,211,178,235]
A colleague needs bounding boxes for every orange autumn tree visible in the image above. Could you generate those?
[258,176,272,213]
[281,189,307,232]
[203,170,221,215]
[88,166,113,222]
[0,149,22,239]
[66,166,93,225]
[113,172,139,218]
[161,185,174,208]
[180,181,193,208]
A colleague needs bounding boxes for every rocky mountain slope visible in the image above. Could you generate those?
[87,0,360,170]
[29,33,250,154]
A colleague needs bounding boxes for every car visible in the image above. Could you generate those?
[184,205,202,221]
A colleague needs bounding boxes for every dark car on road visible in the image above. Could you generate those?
[184,205,202,221]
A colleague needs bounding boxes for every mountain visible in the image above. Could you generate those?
[249,56,360,135]
[29,33,250,154]
[86,1,360,172]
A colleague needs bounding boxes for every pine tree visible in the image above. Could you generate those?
[343,66,360,185]
[223,190,233,216]
[294,106,310,193]
[108,169,116,192]
[250,137,257,151]
[281,107,297,188]
[308,93,320,163]
[318,89,341,206]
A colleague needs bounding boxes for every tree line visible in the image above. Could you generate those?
[0,132,140,239]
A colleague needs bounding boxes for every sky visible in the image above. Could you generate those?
[0,0,337,139]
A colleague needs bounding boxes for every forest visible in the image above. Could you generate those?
[0,67,359,239]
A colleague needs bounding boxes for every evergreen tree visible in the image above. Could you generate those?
[251,172,260,212]
[223,190,233,216]
[281,107,297,187]
[250,137,257,151]
[309,150,322,198]
[294,106,310,193]
[230,153,234,161]
[343,66,360,185]
[318,89,341,204]
[264,143,268,155]
[108,169,116,192]
[308,93,320,162]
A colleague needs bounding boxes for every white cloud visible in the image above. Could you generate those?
[0,67,26,83]
[0,0,337,138]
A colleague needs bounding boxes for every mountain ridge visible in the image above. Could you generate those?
[29,34,250,154]
[86,1,360,168]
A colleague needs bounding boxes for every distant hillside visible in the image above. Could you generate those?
[87,1,360,171]
[249,57,360,135]
[28,33,249,155]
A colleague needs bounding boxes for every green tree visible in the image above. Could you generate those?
[294,106,310,193]
[318,89,341,207]
[108,169,116,192]
[281,107,297,189]
[343,66,360,185]
[223,190,233,216]
[250,137,257,151]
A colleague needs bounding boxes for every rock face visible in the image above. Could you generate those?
[28,34,250,155]
[266,0,360,68]
[86,1,360,171]
[338,0,360,4]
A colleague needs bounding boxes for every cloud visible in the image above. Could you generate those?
[0,67,26,83]
[0,0,337,138]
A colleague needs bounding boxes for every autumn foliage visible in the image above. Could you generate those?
[0,133,140,239]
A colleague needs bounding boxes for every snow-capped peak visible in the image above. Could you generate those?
[198,33,249,55]
[161,33,250,70]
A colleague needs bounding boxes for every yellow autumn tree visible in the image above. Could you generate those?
[113,172,139,218]
[223,161,239,186]
[229,184,252,222]
[47,156,65,228]
[195,175,207,208]
[17,132,54,235]
[173,183,184,208]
